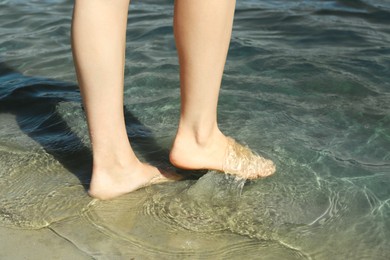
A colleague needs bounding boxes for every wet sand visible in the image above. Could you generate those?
[0,226,90,259]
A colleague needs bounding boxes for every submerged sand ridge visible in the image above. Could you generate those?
[0,105,388,258]
[0,113,91,229]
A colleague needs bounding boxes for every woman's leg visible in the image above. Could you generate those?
[170,0,275,178]
[71,0,171,200]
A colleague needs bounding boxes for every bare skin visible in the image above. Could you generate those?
[72,0,163,200]
[71,0,274,200]
[169,0,236,172]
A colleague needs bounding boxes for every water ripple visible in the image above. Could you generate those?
[1,0,389,258]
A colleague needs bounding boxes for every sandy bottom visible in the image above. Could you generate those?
[0,226,90,259]
[0,99,389,259]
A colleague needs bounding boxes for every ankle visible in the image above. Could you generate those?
[92,147,140,172]
[170,124,229,171]
[175,123,222,147]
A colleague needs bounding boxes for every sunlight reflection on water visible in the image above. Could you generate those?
[0,0,389,258]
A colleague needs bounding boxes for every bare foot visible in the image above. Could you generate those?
[88,161,180,200]
[170,129,275,179]
[223,137,275,179]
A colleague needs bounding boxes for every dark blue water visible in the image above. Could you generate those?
[0,0,389,259]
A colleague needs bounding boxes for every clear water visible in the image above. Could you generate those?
[1,0,389,259]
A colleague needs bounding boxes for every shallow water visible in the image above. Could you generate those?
[1,0,390,259]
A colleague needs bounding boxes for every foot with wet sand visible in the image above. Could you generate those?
[170,127,275,180]
[88,128,275,200]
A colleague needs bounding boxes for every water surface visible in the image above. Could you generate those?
[0,0,389,259]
